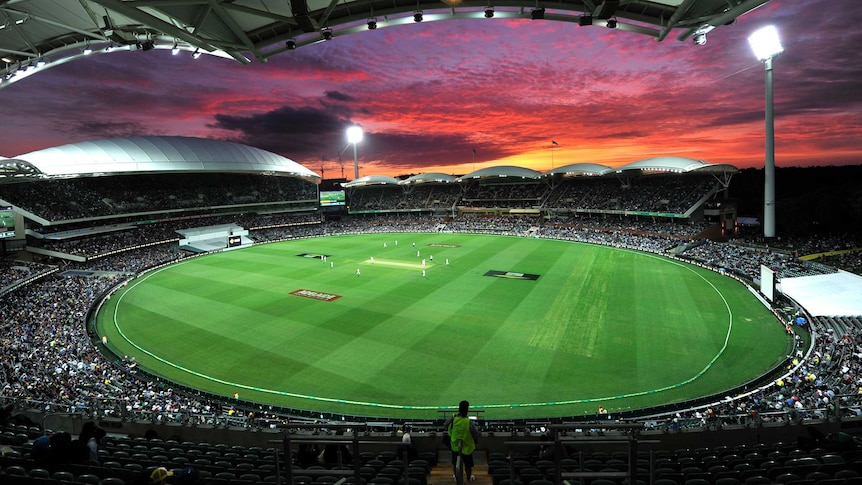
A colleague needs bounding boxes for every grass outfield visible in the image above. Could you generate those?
[95,233,791,419]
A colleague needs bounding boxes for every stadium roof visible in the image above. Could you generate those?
[13,136,320,179]
[545,163,614,177]
[0,158,40,178]
[342,175,401,187]
[457,166,543,182]
[616,156,739,174]
[0,0,773,88]
[400,173,458,185]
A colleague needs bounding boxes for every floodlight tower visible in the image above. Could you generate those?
[346,125,363,180]
[748,25,783,238]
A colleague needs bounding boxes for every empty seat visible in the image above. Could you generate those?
[77,474,101,485]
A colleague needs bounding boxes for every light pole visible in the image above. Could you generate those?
[748,25,783,239]
[346,125,363,180]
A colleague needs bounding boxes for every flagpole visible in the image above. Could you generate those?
[550,141,558,169]
[472,148,476,172]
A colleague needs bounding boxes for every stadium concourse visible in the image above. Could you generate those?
[1,136,862,483]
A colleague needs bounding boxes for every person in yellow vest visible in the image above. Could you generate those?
[445,400,480,481]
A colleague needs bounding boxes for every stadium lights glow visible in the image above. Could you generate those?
[748,25,783,61]
[347,125,363,180]
[171,42,180,55]
[192,48,202,59]
[82,43,92,55]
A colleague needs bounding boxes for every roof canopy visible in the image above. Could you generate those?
[342,175,401,188]
[457,166,543,182]
[545,163,614,177]
[616,156,739,174]
[0,0,773,87]
[401,173,458,185]
[14,136,319,179]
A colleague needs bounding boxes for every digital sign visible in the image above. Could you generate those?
[0,207,15,239]
[319,190,346,207]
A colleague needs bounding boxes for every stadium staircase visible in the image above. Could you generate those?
[431,451,493,485]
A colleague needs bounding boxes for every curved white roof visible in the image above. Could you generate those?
[400,173,458,185]
[616,156,736,174]
[545,163,613,177]
[457,165,543,181]
[14,136,320,179]
[342,175,401,188]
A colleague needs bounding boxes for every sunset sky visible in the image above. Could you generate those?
[1,0,860,179]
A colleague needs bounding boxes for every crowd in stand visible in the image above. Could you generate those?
[0,212,860,435]
[346,185,461,212]
[543,175,715,214]
[4,171,722,221]
[0,174,317,221]
[681,241,837,282]
[0,259,56,290]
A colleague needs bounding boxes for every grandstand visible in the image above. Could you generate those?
[2,139,862,485]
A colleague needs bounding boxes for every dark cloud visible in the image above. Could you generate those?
[61,120,161,139]
[325,91,356,102]
[209,101,511,171]
[210,104,359,162]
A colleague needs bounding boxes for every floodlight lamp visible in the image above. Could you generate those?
[82,44,93,55]
[748,25,783,61]
[413,12,423,22]
[171,42,180,55]
[322,28,333,41]
[192,48,202,58]
[36,57,46,67]
[367,18,377,30]
[484,7,494,18]
[104,44,114,52]
[606,18,617,29]
[347,125,364,144]
[578,15,592,26]
[531,7,545,20]
[693,33,707,45]
[286,39,297,50]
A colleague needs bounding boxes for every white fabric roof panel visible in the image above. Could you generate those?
[545,163,614,176]
[14,136,319,179]
[779,271,862,317]
[618,156,709,172]
[458,165,543,181]
[401,173,458,184]
[342,175,401,187]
